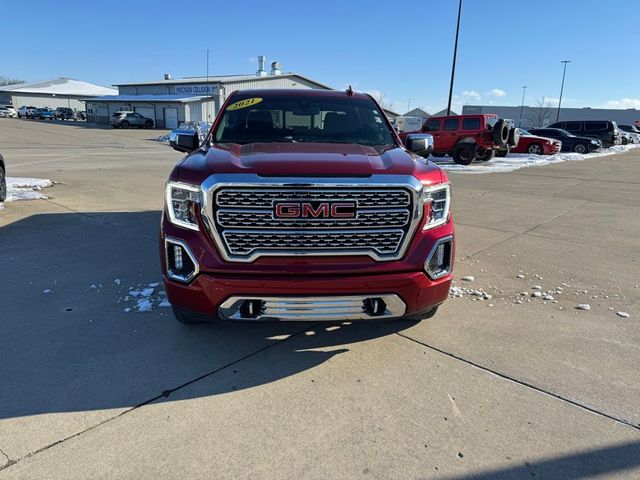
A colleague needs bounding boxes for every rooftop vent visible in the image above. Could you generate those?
[270,61,281,76]
[256,56,267,77]
[164,73,172,80]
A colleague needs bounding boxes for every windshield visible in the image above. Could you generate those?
[556,129,574,137]
[518,129,531,136]
[213,95,396,146]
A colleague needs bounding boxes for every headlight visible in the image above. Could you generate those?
[422,183,450,230]
[591,140,598,144]
[165,181,201,231]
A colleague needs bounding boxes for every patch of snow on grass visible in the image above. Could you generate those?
[431,144,640,174]
[5,177,54,202]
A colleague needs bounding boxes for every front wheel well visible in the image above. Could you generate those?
[455,137,477,146]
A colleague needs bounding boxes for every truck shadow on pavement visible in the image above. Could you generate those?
[0,209,417,420]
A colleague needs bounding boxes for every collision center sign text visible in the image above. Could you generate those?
[175,85,216,94]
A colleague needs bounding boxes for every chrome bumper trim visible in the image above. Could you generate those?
[218,294,406,322]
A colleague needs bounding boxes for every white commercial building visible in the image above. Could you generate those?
[0,78,116,111]
[86,57,334,128]
[462,104,640,129]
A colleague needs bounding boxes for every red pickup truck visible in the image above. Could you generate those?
[162,89,454,324]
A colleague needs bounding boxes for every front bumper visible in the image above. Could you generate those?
[163,268,452,322]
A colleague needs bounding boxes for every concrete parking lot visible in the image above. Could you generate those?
[1,118,639,479]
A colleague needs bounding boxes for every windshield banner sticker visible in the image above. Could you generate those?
[227,98,263,111]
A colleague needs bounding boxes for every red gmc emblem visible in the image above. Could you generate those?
[274,201,356,219]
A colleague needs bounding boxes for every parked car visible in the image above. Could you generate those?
[0,153,5,202]
[0,107,15,118]
[162,88,450,324]
[35,108,55,120]
[0,106,17,118]
[403,113,519,165]
[528,128,602,153]
[17,106,37,118]
[618,130,632,145]
[111,111,154,129]
[547,120,620,147]
[618,124,640,144]
[55,107,77,120]
[511,129,562,155]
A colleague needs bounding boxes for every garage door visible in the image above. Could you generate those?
[164,108,178,129]
[134,107,155,124]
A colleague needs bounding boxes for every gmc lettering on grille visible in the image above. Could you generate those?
[273,201,357,219]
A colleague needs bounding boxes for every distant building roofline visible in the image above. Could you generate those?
[113,73,333,91]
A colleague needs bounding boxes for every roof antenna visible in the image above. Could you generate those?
[346,85,354,96]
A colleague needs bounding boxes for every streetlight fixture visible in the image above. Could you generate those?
[518,85,527,127]
[556,60,571,122]
[446,0,463,116]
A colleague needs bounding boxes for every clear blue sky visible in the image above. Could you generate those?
[3,0,638,114]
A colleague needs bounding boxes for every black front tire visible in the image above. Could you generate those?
[120,121,129,129]
[0,166,6,202]
[477,148,496,162]
[405,306,439,321]
[452,143,477,165]
[172,307,214,324]
[144,121,154,128]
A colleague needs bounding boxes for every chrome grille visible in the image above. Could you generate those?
[216,209,410,229]
[216,189,410,208]
[201,174,423,262]
[223,230,404,255]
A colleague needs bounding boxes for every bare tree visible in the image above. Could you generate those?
[526,97,553,128]
[0,76,25,87]
[369,91,393,111]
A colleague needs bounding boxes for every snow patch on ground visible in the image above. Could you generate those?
[119,281,169,312]
[432,144,640,174]
[5,177,54,201]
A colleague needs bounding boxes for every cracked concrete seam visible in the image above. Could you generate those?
[0,323,316,472]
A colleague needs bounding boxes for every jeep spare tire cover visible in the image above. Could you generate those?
[492,120,509,146]
[508,127,520,147]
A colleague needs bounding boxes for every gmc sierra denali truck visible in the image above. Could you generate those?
[161,89,454,324]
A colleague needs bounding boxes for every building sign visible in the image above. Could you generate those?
[174,85,216,95]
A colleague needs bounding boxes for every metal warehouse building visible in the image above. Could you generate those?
[0,78,116,111]
[86,57,334,128]
[462,104,640,129]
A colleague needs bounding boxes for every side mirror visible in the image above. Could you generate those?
[404,133,434,158]
[169,129,200,153]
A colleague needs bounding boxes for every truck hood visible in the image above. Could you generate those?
[175,142,443,184]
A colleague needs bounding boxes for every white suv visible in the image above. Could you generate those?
[0,106,17,118]
[17,106,37,118]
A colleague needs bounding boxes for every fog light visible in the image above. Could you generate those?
[435,243,445,268]
[165,238,199,283]
[425,236,453,280]
[174,245,183,270]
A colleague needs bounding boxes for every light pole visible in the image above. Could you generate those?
[518,86,527,127]
[446,0,463,115]
[556,60,571,122]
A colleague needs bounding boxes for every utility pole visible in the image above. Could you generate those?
[518,85,527,127]
[407,97,411,114]
[446,0,463,115]
[205,49,210,121]
[556,60,571,122]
